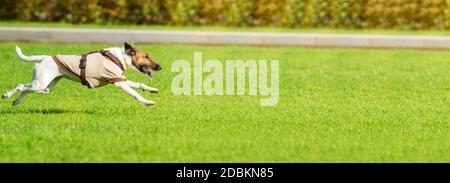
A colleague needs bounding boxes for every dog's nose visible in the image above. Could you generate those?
[155,65,161,71]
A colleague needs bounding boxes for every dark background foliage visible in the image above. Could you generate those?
[1,0,449,29]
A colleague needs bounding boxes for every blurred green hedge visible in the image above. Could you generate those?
[1,0,449,29]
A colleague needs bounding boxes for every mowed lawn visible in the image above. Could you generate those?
[0,42,448,162]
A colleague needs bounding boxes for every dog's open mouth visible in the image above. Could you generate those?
[139,64,153,77]
[139,64,161,78]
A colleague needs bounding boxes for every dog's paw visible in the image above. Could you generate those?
[141,100,155,106]
[2,93,9,99]
[149,88,159,93]
[143,87,159,93]
[12,99,21,106]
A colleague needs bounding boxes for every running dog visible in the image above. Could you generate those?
[2,42,161,106]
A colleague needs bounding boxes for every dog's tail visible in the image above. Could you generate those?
[15,46,47,62]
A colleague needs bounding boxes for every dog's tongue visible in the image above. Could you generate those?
[146,69,153,78]
[140,66,153,78]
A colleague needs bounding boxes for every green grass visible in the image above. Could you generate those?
[2,21,450,36]
[0,42,449,162]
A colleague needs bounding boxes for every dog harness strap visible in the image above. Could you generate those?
[100,50,125,71]
[79,54,89,87]
[79,51,98,88]
[52,56,79,78]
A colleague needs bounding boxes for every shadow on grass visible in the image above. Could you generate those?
[0,108,97,114]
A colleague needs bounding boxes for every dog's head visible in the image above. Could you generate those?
[124,42,161,77]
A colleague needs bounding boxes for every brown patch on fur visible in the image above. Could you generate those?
[124,42,161,77]
[131,49,161,71]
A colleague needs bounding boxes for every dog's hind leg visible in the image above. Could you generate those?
[11,84,47,106]
[11,76,62,106]
[45,77,62,91]
[10,57,64,106]
[11,82,53,106]
[12,90,31,106]
[2,83,30,99]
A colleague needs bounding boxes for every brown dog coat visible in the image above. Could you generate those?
[52,52,126,88]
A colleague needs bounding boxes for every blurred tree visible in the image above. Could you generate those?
[1,0,449,30]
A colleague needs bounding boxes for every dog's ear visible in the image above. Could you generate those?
[124,42,136,56]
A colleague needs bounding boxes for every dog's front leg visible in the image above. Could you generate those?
[126,80,159,93]
[114,81,155,106]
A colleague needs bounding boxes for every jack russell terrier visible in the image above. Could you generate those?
[2,42,161,106]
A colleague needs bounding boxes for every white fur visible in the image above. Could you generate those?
[2,46,158,106]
